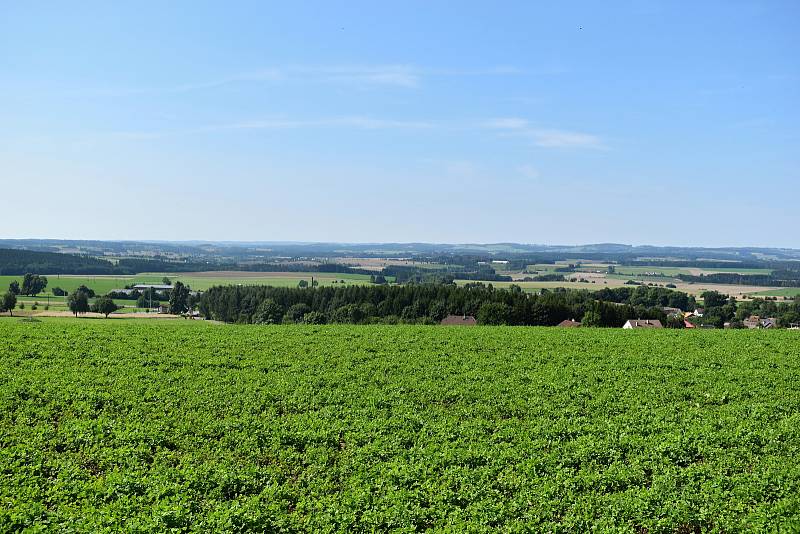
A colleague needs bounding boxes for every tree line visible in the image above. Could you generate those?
[677,271,800,288]
[0,248,378,276]
[198,283,697,327]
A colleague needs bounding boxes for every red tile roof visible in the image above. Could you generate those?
[440,315,477,326]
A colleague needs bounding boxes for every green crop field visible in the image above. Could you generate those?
[697,267,774,275]
[0,275,137,296]
[1,320,798,531]
[612,266,691,276]
[0,271,378,297]
[457,279,612,293]
[131,272,378,290]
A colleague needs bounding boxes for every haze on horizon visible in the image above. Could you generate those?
[1,1,798,248]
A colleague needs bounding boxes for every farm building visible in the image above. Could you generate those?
[557,319,582,327]
[662,307,682,316]
[623,319,663,329]
[133,284,173,291]
[440,315,477,326]
[743,315,777,329]
[761,318,777,329]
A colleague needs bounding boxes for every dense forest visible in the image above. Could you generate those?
[0,248,375,276]
[199,283,696,327]
[677,270,800,287]
[0,249,118,275]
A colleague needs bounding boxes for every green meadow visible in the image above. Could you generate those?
[0,271,378,297]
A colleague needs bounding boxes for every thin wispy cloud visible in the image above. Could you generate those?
[106,115,603,151]
[229,116,436,130]
[306,65,420,88]
[82,64,524,96]
[84,70,285,97]
[106,116,437,139]
[486,117,606,149]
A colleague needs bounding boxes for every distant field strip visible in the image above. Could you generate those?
[0,271,378,294]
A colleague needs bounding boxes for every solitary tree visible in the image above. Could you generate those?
[67,290,90,317]
[8,281,20,295]
[162,277,172,286]
[21,274,48,296]
[168,281,190,314]
[1,292,17,316]
[93,296,119,318]
[75,285,95,298]
[298,279,308,288]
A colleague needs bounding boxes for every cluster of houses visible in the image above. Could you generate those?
[440,307,788,330]
[742,315,777,329]
[560,318,665,329]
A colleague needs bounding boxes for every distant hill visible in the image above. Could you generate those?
[0,248,117,275]
[1,240,799,270]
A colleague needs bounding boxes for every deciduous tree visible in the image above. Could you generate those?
[67,290,89,317]
[1,292,17,316]
[93,296,119,318]
[168,282,190,314]
[21,273,48,296]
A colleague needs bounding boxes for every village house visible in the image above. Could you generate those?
[440,315,477,326]
[623,319,663,329]
[662,307,682,316]
[557,319,582,327]
[743,315,778,329]
[743,315,761,329]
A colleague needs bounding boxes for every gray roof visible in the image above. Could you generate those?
[133,284,173,290]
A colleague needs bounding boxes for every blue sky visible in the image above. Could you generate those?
[1,1,798,247]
